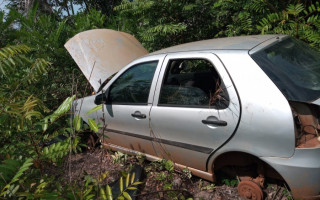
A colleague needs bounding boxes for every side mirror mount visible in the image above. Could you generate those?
[94,89,109,105]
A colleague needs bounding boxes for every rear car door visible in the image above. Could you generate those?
[98,55,165,155]
[150,52,240,171]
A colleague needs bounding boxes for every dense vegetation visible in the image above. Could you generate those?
[0,0,320,199]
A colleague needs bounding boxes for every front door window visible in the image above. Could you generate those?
[108,61,158,105]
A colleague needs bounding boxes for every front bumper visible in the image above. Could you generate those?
[261,148,320,199]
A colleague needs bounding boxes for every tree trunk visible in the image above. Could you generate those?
[70,0,74,15]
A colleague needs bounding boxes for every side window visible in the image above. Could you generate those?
[159,59,229,109]
[108,61,158,105]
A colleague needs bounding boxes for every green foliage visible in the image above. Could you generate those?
[13,10,79,107]
[221,178,238,187]
[258,2,320,49]
[88,118,99,132]
[73,114,82,131]
[87,104,103,115]
[1,4,111,109]
[0,158,33,197]
[182,168,192,179]
[0,158,141,199]
[72,9,107,34]
[197,178,215,191]
[114,0,275,50]
[0,10,19,47]
[115,0,320,51]
[164,160,174,172]
[0,93,88,199]
[115,0,218,51]
[144,159,191,198]
[77,171,141,200]
[1,55,50,89]
[42,95,75,131]
[282,187,294,200]
[0,44,31,75]
[111,151,128,164]
[201,183,215,191]
[73,0,122,18]
[0,44,51,141]
[147,159,174,173]
[42,137,79,163]
[146,159,174,181]
[110,172,142,200]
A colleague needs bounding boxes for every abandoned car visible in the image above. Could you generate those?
[65,29,320,200]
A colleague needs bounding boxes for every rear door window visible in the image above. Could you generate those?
[158,59,229,109]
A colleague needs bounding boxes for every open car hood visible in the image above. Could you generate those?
[65,29,148,92]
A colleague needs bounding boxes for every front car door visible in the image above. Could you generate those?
[97,55,165,155]
[150,52,240,171]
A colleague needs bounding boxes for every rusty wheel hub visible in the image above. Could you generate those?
[237,180,263,200]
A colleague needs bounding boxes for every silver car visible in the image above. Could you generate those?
[66,30,320,200]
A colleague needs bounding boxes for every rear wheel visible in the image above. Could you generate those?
[237,180,263,200]
[214,152,287,200]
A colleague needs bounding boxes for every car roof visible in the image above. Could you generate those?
[150,34,284,55]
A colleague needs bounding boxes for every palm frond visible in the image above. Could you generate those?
[0,44,31,76]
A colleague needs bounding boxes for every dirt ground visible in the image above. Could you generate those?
[57,148,292,200]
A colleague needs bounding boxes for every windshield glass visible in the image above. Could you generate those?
[251,37,320,102]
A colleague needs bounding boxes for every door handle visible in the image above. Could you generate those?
[131,112,146,119]
[202,119,227,126]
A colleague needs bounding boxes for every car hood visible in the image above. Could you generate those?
[65,29,148,92]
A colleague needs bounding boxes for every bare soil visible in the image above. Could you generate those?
[55,149,292,200]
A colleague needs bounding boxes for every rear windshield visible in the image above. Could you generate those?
[251,37,320,102]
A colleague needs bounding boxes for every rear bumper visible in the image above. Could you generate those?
[261,148,320,199]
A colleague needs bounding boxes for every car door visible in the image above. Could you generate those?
[150,52,240,171]
[97,54,166,156]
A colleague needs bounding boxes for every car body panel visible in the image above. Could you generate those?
[150,35,281,55]
[150,52,240,171]
[65,29,148,92]
[210,50,295,158]
[87,54,166,155]
[260,148,320,199]
[99,58,164,155]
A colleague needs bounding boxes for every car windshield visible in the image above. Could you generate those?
[251,37,320,102]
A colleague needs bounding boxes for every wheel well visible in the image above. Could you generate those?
[78,130,100,149]
[213,151,284,182]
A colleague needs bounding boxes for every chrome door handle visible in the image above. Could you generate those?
[202,119,227,126]
[131,112,146,119]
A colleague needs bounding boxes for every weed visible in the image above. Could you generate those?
[201,183,215,191]
[182,168,192,179]
[111,151,128,164]
[282,187,294,200]
[135,153,146,165]
[164,160,174,172]
[221,178,238,187]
